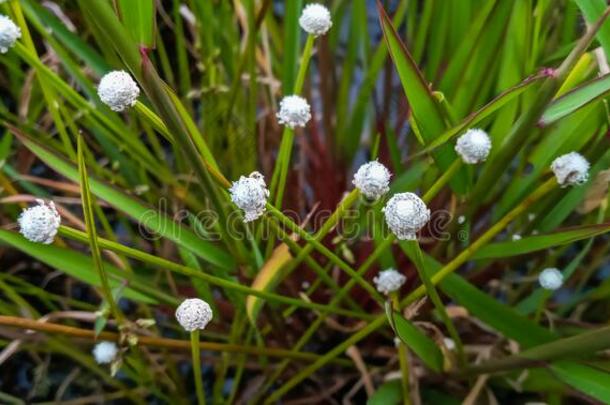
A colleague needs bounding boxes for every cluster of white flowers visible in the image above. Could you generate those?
[277,95,311,129]
[0,14,21,54]
[229,171,269,222]
[353,160,391,200]
[175,298,213,332]
[92,341,118,364]
[538,268,563,290]
[299,3,332,36]
[383,192,430,240]
[455,129,492,164]
[551,152,590,187]
[18,199,61,244]
[97,70,140,112]
[374,269,406,295]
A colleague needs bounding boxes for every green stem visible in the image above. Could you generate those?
[58,226,370,320]
[191,330,206,405]
[409,241,465,367]
[266,205,385,302]
[422,159,462,203]
[271,34,315,209]
[391,294,411,405]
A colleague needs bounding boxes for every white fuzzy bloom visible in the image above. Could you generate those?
[373,269,406,295]
[97,70,140,112]
[512,234,522,241]
[353,160,391,200]
[176,298,213,332]
[276,95,311,129]
[551,152,590,187]
[443,337,456,351]
[93,341,118,364]
[457,215,465,224]
[382,193,430,240]
[18,199,61,244]
[229,171,269,222]
[455,129,492,164]
[0,15,21,54]
[299,3,332,36]
[538,268,563,290]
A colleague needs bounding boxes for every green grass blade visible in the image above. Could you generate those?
[378,1,468,194]
[386,304,444,373]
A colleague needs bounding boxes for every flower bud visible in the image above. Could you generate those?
[18,199,61,244]
[92,341,118,364]
[373,269,406,295]
[382,193,430,240]
[455,129,492,164]
[229,171,269,222]
[175,298,213,332]
[98,70,140,112]
[550,152,589,187]
[277,95,311,129]
[353,160,391,201]
[538,268,563,290]
[299,3,332,36]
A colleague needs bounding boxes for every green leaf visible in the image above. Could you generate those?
[385,303,444,373]
[377,1,468,194]
[0,230,156,304]
[540,74,610,125]
[367,379,402,405]
[472,223,610,260]
[16,134,234,270]
[115,0,156,48]
[575,0,610,59]
[551,361,610,403]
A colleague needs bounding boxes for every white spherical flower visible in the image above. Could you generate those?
[176,298,213,332]
[229,171,269,222]
[97,70,140,112]
[373,269,406,295]
[455,129,492,164]
[18,199,61,244]
[382,193,430,240]
[353,160,391,200]
[538,268,563,291]
[0,15,21,54]
[299,3,332,36]
[276,95,311,129]
[550,152,590,187]
[93,341,118,364]
[512,234,522,241]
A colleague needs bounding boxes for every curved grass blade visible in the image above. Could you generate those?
[385,303,443,373]
[472,222,610,260]
[0,230,158,304]
[377,0,468,194]
[15,132,235,270]
[540,73,610,125]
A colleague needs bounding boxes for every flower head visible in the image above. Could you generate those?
[299,3,332,36]
[353,160,391,200]
[18,199,61,244]
[93,341,118,364]
[373,269,406,295]
[455,128,492,164]
[0,15,21,53]
[97,70,140,112]
[550,152,589,187]
[229,171,269,222]
[277,95,311,129]
[538,268,563,290]
[175,298,213,332]
[382,193,430,240]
